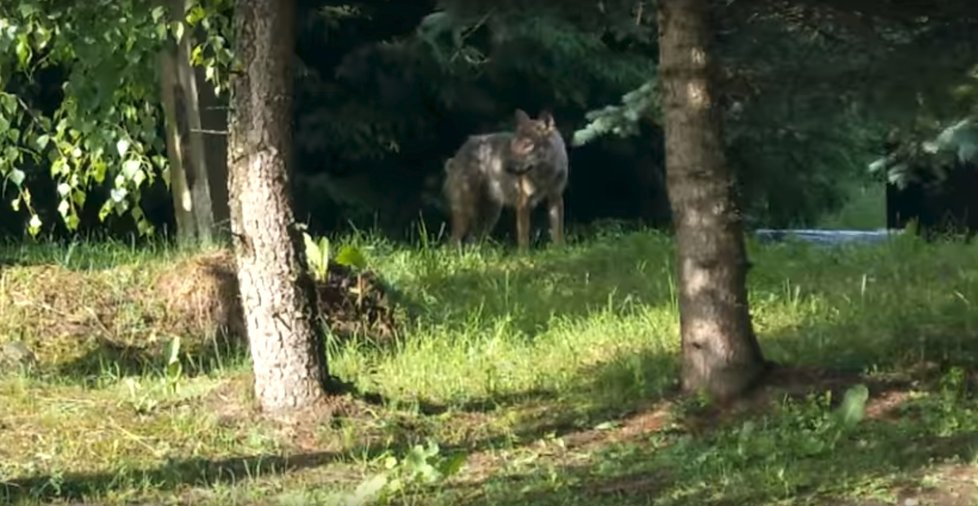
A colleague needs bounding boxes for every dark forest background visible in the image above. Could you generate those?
[3,0,976,243]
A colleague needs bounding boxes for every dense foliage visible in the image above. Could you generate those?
[0,0,232,238]
[1,0,976,240]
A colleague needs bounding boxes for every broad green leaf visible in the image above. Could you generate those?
[65,213,80,230]
[132,167,146,187]
[27,213,42,237]
[351,473,388,502]
[166,336,181,365]
[836,384,869,427]
[151,6,165,23]
[335,245,367,270]
[8,168,25,186]
[110,187,128,203]
[50,157,67,176]
[116,138,130,157]
[121,159,141,179]
[15,36,31,67]
[18,3,39,17]
[304,232,320,258]
[0,93,15,114]
[436,452,467,478]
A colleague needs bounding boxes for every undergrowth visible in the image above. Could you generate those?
[3,227,978,505]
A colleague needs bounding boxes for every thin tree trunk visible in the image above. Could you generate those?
[657,0,767,402]
[227,0,330,413]
[158,32,196,244]
[158,0,217,245]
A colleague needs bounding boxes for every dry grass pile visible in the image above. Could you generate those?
[0,249,399,371]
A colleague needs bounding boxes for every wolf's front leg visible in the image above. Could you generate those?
[449,205,470,247]
[516,188,531,251]
[548,194,564,246]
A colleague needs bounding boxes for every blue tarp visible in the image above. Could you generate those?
[752,229,902,246]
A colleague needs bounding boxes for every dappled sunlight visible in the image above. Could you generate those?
[682,257,711,296]
[686,81,709,109]
[5,230,978,504]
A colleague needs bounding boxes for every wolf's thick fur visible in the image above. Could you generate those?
[443,109,569,249]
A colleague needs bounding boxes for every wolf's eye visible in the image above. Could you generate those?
[511,137,533,156]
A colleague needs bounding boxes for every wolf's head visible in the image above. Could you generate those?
[507,109,559,173]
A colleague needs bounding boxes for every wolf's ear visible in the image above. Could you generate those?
[539,110,555,131]
[514,109,531,125]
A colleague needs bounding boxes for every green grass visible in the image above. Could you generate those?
[3,227,978,505]
[816,182,887,230]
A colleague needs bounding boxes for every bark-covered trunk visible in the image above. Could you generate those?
[158,0,217,245]
[657,0,767,401]
[227,0,330,413]
[158,16,194,244]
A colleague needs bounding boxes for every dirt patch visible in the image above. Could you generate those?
[834,463,978,506]
[457,401,675,486]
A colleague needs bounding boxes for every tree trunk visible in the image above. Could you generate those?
[657,0,767,402]
[227,0,330,413]
[158,31,195,244]
[158,0,217,245]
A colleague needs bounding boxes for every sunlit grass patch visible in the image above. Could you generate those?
[3,228,978,504]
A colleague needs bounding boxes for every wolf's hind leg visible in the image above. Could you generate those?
[472,196,503,243]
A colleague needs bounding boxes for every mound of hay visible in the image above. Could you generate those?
[0,249,399,370]
[154,250,245,342]
[154,250,399,346]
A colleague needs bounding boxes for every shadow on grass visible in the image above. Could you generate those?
[423,323,978,504]
[8,232,978,503]
[450,422,978,505]
[429,274,978,504]
[51,332,247,384]
[0,450,348,504]
[3,344,959,505]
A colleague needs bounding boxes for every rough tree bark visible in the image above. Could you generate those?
[657,0,768,401]
[227,0,330,413]
[158,0,218,245]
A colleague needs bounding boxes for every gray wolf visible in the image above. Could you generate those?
[443,109,569,250]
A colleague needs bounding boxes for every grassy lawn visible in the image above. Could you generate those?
[3,227,978,505]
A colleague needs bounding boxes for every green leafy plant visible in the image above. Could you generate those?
[302,231,331,282]
[164,336,182,395]
[334,244,369,307]
[339,440,467,505]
